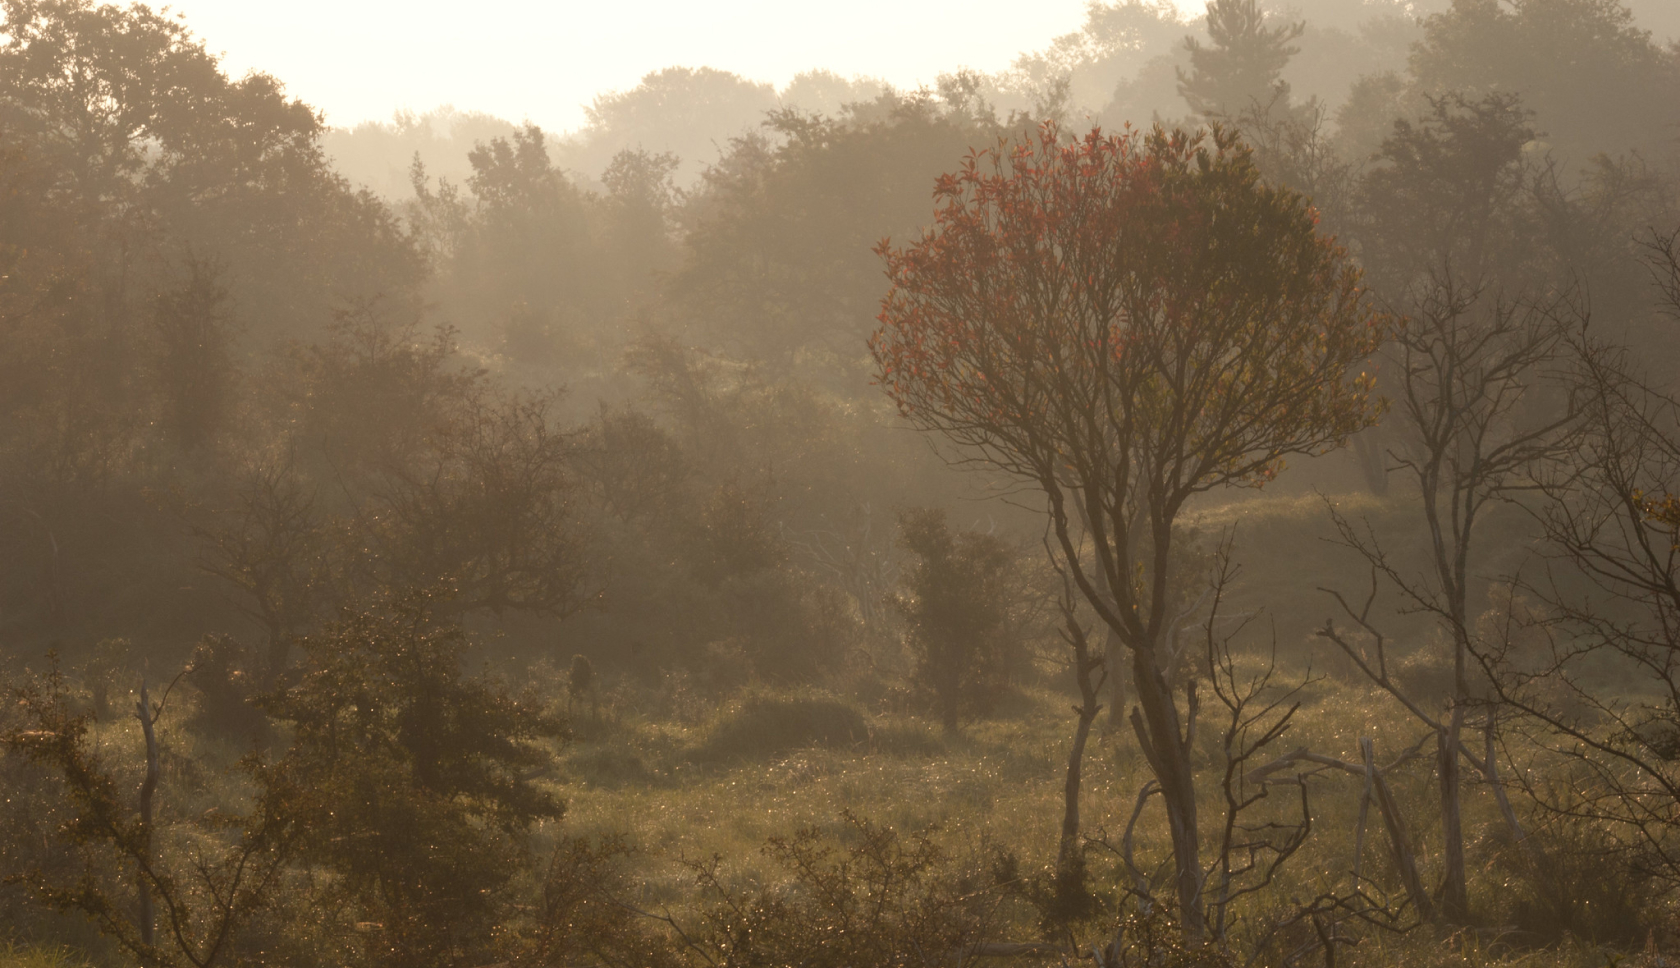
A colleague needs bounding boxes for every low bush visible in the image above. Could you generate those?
[1484,817,1656,948]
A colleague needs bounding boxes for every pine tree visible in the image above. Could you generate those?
[1177,0,1304,119]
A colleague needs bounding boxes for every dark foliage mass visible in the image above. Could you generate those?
[4,0,1680,964]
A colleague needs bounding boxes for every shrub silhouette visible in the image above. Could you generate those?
[257,589,566,968]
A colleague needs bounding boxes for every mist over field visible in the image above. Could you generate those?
[5,1,1680,966]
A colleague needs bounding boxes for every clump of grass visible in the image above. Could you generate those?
[0,944,93,968]
[691,691,867,762]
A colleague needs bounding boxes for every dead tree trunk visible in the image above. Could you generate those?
[1351,428,1389,496]
[1250,737,1434,923]
[1363,738,1433,923]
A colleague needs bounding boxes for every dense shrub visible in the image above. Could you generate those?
[256,590,568,968]
[892,508,1017,730]
[183,634,269,748]
[1485,815,1656,947]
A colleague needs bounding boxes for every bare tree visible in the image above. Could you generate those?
[350,389,594,618]
[1319,275,1581,922]
[781,502,901,642]
[1472,232,1680,896]
[2,664,295,968]
[1199,550,1315,948]
[191,454,329,683]
[1092,538,1409,962]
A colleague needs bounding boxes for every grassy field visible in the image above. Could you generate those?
[4,649,1664,967]
[3,488,1669,967]
[542,673,1660,966]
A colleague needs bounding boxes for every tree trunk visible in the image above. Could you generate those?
[1105,627,1127,729]
[1060,712,1093,869]
[1437,708,1469,924]
[1060,642,1103,878]
[939,687,960,733]
[935,650,961,732]
[1130,648,1203,937]
[1427,455,1474,926]
[1351,428,1389,496]
[1057,699,1098,921]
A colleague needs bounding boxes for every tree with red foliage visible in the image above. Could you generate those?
[870,122,1388,936]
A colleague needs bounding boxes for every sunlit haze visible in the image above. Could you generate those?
[13,0,1680,956]
[170,0,1198,132]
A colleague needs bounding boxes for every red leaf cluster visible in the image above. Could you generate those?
[869,121,1389,503]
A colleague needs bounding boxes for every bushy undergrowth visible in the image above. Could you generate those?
[5,656,1678,968]
[689,811,1008,968]
[1483,816,1659,947]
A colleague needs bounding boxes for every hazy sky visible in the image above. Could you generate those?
[174,0,1197,133]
